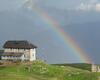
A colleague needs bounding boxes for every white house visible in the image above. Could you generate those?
[1,40,37,61]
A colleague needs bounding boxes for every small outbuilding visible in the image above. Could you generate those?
[91,64,100,72]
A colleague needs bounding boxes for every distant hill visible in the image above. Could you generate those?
[53,63,92,71]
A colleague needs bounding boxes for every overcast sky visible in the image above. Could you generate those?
[0,0,100,64]
[0,0,100,11]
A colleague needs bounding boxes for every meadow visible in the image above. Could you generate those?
[0,60,98,80]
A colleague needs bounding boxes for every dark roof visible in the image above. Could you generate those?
[3,40,37,49]
[1,52,24,57]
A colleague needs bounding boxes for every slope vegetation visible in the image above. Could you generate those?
[0,60,98,80]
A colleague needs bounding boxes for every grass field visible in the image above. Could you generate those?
[0,60,98,80]
[53,63,92,71]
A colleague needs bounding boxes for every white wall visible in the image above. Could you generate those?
[1,56,23,60]
[4,48,25,53]
[92,64,100,72]
[29,48,36,61]
[24,49,30,60]
[4,48,37,61]
[91,64,97,72]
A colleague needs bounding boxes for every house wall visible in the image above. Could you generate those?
[4,48,36,61]
[2,56,23,60]
[4,48,25,53]
[24,49,30,60]
[29,49,36,61]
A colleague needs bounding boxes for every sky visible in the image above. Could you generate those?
[0,0,100,64]
[1,0,100,11]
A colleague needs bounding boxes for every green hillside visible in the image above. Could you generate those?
[53,63,92,71]
[0,60,98,80]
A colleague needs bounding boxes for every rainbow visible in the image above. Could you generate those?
[25,0,92,63]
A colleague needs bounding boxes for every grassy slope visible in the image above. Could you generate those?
[53,63,92,71]
[0,61,98,80]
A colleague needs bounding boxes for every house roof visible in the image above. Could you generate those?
[3,40,37,49]
[1,52,24,57]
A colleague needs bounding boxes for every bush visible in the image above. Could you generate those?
[0,62,3,65]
